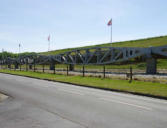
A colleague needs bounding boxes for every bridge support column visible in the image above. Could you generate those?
[8,64,11,69]
[29,65,32,70]
[50,63,55,70]
[15,64,19,69]
[146,57,157,74]
[69,64,74,71]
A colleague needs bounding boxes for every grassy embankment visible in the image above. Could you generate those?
[1,69,167,99]
[40,35,167,70]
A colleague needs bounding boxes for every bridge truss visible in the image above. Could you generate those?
[0,45,167,74]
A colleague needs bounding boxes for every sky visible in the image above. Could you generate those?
[0,0,167,53]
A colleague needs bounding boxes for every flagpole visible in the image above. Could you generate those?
[111,19,112,44]
[19,44,21,54]
[48,41,50,51]
[48,35,50,51]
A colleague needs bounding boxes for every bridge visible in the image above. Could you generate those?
[1,45,167,74]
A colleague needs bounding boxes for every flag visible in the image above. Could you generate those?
[107,19,112,26]
[48,35,50,42]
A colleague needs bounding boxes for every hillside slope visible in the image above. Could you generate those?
[41,35,167,55]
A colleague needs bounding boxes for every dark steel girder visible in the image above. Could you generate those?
[0,45,167,65]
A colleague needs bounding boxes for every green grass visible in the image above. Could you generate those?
[41,35,167,55]
[1,69,167,98]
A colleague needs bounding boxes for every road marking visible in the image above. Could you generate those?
[90,92,167,105]
[36,84,49,88]
[42,85,49,87]
[32,84,49,88]
[58,89,84,96]
[99,98,153,111]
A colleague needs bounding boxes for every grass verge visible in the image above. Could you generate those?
[0,69,167,99]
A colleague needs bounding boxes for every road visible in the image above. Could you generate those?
[0,73,167,128]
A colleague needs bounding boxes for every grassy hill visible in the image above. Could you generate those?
[40,35,167,70]
[41,35,167,55]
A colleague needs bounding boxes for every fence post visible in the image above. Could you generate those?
[34,64,35,72]
[82,65,85,77]
[67,65,69,76]
[29,65,32,70]
[26,63,28,71]
[8,64,11,70]
[69,64,74,71]
[43,65,45,73]
[50,63,55,74]
[129,66,133,83]
[53,64,55,74]
[14,64,18,71]
[103,65,105,78]
[33,59,36,72]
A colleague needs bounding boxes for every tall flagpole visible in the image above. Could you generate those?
[48,41,50,51]
[107,18,112,44]
[111,18,112,44]
[48,35,50,51]
[19,44,21,54]
[2,48,4,60]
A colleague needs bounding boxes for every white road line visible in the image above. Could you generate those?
[31,84,49,88]
[99,98,153,111]
[57,87,85,93]
[43,86,49,87]
[37,85,49,88]
[58,89,84,96]
[90,92,167,105]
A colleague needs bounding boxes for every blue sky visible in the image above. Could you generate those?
[0,0,167,53]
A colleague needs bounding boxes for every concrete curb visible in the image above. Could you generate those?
[1,71,167,101]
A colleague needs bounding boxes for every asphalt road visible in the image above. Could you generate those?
[0,73,167,128]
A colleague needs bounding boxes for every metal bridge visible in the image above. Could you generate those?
[1,45,167,74]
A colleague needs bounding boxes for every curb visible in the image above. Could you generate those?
[1,71,167,101]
